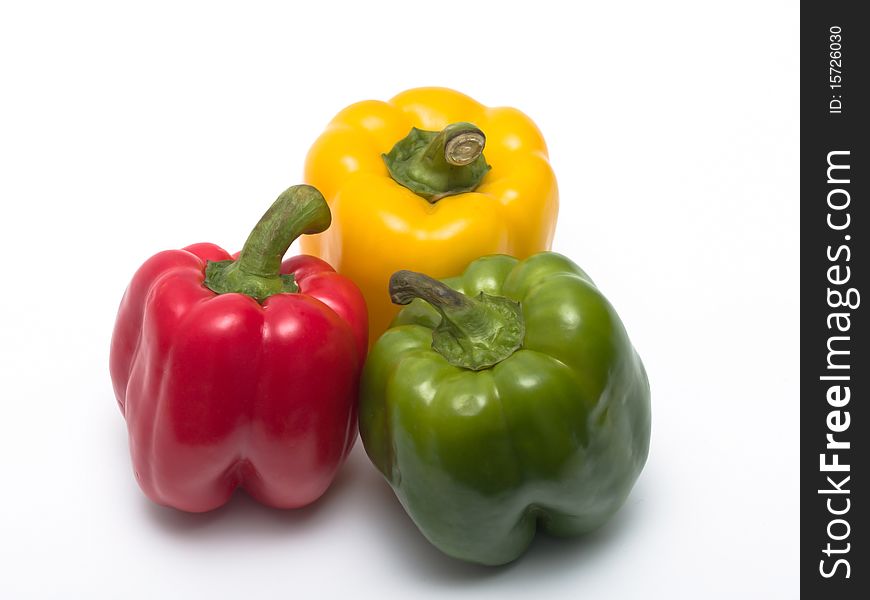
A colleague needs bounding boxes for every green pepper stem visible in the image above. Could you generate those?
[390,269,477,312]
[389,270,524,370]
[382,123,491,203]
[204,185,331,302]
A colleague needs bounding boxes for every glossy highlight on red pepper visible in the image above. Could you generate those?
[110,185,367,512]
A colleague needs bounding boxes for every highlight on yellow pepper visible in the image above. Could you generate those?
[303,87,559,340]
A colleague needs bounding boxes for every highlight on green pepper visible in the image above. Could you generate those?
[358,252,651,565]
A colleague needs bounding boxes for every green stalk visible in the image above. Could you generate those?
[383,123,491,202]
[389,270,524,370]
[204,185,331,302]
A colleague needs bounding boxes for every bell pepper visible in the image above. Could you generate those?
[359,253,651,565]
[303,87,559,340]
[109,185,367,512]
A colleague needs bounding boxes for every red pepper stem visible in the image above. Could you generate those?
[204,185,331,302]
[389,270,524,371]
[237,185,331,278]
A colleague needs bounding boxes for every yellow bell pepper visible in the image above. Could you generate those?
[303,87,558,340]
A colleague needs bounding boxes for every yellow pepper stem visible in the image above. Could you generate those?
[382,123,491,202]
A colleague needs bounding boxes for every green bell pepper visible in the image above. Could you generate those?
[359,252,651,565]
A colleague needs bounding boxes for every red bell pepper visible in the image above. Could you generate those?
[110,185,367,512]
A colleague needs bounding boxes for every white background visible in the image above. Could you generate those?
[0,1,799,598]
